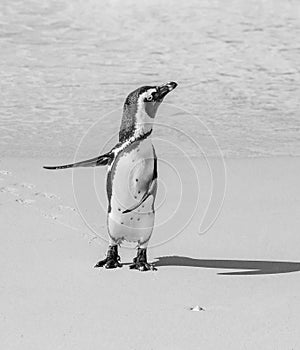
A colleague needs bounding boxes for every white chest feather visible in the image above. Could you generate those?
[133,99,154,138]
[111,138,154,208]
[107,138,156,244]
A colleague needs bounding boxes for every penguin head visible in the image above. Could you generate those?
[141,81,178,117]
[120,82,177,141]
[132,81,178,118]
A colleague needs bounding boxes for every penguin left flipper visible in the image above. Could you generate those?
[43,152,113,170]
[122,178,157,214]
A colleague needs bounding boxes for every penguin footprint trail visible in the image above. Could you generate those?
[0,168,83,234]
[44,81,178,271]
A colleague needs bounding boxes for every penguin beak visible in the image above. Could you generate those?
[156,81,177,101]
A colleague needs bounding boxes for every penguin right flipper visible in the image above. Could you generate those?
[122,178,157,214]
[123,146,157,214]
[43,152,113,170]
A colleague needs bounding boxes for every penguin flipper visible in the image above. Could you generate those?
[43,153,112,170]
[122,179,157,214]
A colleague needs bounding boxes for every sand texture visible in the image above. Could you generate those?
[0,157,299,349]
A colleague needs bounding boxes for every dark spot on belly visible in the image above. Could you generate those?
[130,217,133,220]
[138,190,141,194]
[118,208,121,211]
[121,222,124,225]
[142,205,144,208]
[135,179,138,182]
[134,196,137,199]
[137,218,140,221]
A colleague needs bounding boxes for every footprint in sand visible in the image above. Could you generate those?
[34,192,60,200]
[0,178,84,233]
[41,212,58,220]
[0,186,20,196]
[58,204,76,212]
[15,198,36,205]
[0,170,12,176]
[0,175,80,232]
[19,183,36,189]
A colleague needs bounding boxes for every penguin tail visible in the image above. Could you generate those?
[43,153,112,170]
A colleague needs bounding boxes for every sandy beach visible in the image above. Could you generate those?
[1,0,299,348]
[1,156,299,349]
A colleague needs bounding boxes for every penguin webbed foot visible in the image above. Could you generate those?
[129,248,157,272]
[129,261,156,271]
[94,257,122,269]
[94,245,122,269]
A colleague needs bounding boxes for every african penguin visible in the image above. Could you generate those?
[44,81,177,271]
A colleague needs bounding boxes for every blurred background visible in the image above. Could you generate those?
[0,0,299,158]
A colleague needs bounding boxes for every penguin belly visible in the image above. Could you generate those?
[107,139,156,246]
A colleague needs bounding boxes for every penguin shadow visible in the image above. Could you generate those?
[154,256,300,276]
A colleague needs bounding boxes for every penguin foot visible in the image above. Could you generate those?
[129,261,156,271]
[129,248,157,272]
[94,257,122,269]
[94,245,122,269]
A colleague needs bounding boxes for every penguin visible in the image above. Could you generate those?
[44,81,177,271]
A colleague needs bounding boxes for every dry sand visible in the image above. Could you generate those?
[0,156,299,349]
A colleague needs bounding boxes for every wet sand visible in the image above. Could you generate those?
[0,156,299,349]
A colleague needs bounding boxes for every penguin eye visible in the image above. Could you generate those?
[146,95,153,102]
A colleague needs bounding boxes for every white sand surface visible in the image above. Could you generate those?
[0,156,299,349]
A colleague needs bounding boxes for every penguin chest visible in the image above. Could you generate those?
[107,139,156,243]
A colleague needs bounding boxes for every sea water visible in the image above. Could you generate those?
[0,0,299,158]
